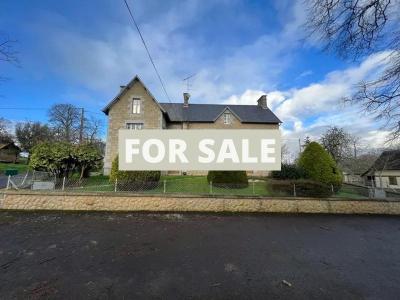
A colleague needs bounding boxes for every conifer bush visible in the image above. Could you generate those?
[297,142,342,191]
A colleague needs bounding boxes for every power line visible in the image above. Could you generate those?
[123,0,172,103]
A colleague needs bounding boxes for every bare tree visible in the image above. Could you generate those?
[0,117,13,143]
[48,104,81,143]
[320,126,352,162]
[84,116,103,144]
[0,32,18,81]
[305,0,400,141]
[15,121,53,159]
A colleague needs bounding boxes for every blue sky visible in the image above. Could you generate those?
[0,0,391,157]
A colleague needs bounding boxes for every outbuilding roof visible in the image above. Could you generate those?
[362,150,400,176]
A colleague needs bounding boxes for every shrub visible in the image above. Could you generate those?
[267,179,333,198]
[298,142,342,191]
[271,163,306,180]
[109,156,161,190]
[207,171,248,188]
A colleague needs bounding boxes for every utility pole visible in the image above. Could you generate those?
[79,107,84,144]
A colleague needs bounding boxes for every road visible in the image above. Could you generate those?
[0,212,400,299]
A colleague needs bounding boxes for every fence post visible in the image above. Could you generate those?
[252,180,255,195]
[331,184,334,194]
[62,177,66,191]
[210,181,213,194]
[114,178,118,192]
[293,183,296,197]
[163,180,166,194]
[6,175,10,190]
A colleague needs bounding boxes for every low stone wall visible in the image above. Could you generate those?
[1,191,400,215]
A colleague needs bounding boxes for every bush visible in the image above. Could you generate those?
[271,163,306,180]
[109,156,161,190]
[298,142,342,191]
[268,179,333,198]
[207,171,248,188]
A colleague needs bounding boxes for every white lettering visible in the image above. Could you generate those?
[125,139,140,163]
[198,139,215,163]
[169,139,188,163]
[261,139,275,163]
[242,139,258,163]
[217,139,239,163]
[142,139,165,163]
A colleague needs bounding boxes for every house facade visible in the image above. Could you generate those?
[102,75,281,175]
[362,150,400,190]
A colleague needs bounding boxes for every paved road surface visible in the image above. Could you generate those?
[0,212,400,299]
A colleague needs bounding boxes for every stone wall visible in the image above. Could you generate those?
[1,191,400,215]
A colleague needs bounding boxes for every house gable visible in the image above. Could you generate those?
[102,75,165,115]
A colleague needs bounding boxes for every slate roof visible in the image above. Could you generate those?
[160,103,281,124]
[362,150,400,176]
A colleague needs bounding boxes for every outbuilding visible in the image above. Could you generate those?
[0,142,21,163]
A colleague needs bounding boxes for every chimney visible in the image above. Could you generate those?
[183,92,190,107]
[257,95,267,109]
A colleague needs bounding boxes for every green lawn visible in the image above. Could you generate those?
[67,175,271,196]
[0,162,29,175]
[55,174,368,199]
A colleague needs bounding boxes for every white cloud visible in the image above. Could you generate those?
[224,52,393,160]
[23,0,307,106]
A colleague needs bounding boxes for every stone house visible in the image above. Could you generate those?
[362,150,400,189]
[102,75,281,175]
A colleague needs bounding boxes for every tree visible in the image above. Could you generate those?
[73,143,103,179]
[305,0,400,141]
[29,142,75,177]
[320,126,352,163]
[0,33,18,81]
[0,117,13,143]
[298,141,343,190]
[48,104,81,143]
[29,141,103,178]
[15,121,53,158]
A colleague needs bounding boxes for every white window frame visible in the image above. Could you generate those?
[223,112,231,124]
[132,98,141,114]
[126,122,143,130]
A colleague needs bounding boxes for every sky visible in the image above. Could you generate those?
[0,0,392,159]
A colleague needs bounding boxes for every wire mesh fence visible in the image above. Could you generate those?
[3,173,400,200]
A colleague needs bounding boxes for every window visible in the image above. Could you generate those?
[389,176,398,186]
[126,123,143,130]
[132,98,141,114]
[223,112,231,124]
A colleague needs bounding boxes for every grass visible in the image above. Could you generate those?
[0,161,29,175]
[66,175,271,196]
[41,174,369,199]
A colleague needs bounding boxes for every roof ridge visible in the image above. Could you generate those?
[159,102,258,106]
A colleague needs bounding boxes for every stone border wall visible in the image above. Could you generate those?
[1,191,400,215]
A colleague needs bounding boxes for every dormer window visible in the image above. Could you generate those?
[132,98,141,114]
[223,112,231,124]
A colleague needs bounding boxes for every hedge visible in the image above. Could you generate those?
[109,156,161,190]
[267,179,333,198]
[207,171,249,188]
[271,163,306,180]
